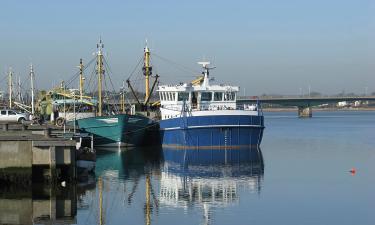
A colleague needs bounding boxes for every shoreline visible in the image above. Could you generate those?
[262,107,375,112]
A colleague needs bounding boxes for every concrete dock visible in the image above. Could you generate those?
[0,122,77,184]
[0,184,77,225]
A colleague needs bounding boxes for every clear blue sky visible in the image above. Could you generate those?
[1,0,374,95]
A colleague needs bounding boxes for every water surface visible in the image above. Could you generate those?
[2,111,374,225]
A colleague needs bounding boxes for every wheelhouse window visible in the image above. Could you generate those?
[8,111,16,115]
[224,92,235,101]
[214,92,223,101]
[1,111,6,115]
[168,92,172,101]
[201,92,212,101]
[177,92,189,101]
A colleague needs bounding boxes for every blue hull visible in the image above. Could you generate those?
[160,115,264,148]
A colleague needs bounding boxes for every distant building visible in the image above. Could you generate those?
[337,101,348,107]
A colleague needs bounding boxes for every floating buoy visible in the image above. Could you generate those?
[349,168,356,175]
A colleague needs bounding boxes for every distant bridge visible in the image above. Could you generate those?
[237,96,375,117]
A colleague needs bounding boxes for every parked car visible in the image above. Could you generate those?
[0,109,29,123]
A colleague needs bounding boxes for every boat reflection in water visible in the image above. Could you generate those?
[160,147,264,225]
[0,183,78,225]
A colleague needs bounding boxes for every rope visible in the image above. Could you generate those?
[152,52,200,75]
[65,57,96,88]
[126,55,143,80]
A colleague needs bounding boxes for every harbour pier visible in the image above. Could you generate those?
[0,122,77,184]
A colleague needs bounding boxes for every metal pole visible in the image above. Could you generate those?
[79,59,84,100]
[97,40,104,116]
[73,91,76,134]
[63,83,66,133]
[30,64,35,115]
[144,43,151,103]
[8,68,12,108]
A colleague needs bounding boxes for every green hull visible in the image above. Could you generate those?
[77,114,155,149]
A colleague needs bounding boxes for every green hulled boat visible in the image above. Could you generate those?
[76,39,159,149]
[77,114,155,148]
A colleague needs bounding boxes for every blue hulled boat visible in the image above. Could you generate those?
[157,62,264,149]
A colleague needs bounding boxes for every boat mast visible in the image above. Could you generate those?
[96,39,104,116]
[79,58,84,100]
[121,80,125,113]
[8,68,13,108]
[143,41,152,103]
[17,75,22,102]
[198,62,211,87]
[145,174,151,225]
[30,64,35,115]
[99,176,104,225]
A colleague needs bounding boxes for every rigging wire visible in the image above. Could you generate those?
[103,57,120,112]
[151,52,200,75]
[65,57,97,88]
[126,55,143,80]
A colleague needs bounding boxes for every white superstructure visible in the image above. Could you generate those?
[157,62,258,120]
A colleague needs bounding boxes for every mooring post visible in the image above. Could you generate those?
[44,127,52,138]
[2,123,8,131]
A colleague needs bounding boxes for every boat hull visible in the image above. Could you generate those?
[160,115,264,149]
[77,114,155,149]
[76,160,96,173]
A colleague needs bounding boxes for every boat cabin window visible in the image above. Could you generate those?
[191,92,198,108]
[1,111,6,115]
[160,92,163,101]
[172,92,176,101]
[168,92,172,101]
[214,92,223,101]
[162,92,166,101]
[177,92,189,101]
[224,92,235,101]
[201,92,212,101]
[8,111,16,115]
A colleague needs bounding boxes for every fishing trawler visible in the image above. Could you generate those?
[76,40,156,149]
[158,62,264,148]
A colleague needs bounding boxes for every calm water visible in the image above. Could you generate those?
[1,111,374,225]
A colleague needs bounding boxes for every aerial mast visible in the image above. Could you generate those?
[143,41,152,103]
[121,80,125,113]
[8,68,13,108]
[17,75,22,102]
[30,64,35,115]
[96,39,104,116]
[79,58,84,100]
[198,61,211,87]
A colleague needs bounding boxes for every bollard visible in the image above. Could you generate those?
[2,124,8,131]
[44,127,52,138]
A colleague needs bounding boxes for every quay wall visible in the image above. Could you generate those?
[0,136,76,183]
[0,141,32,169]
